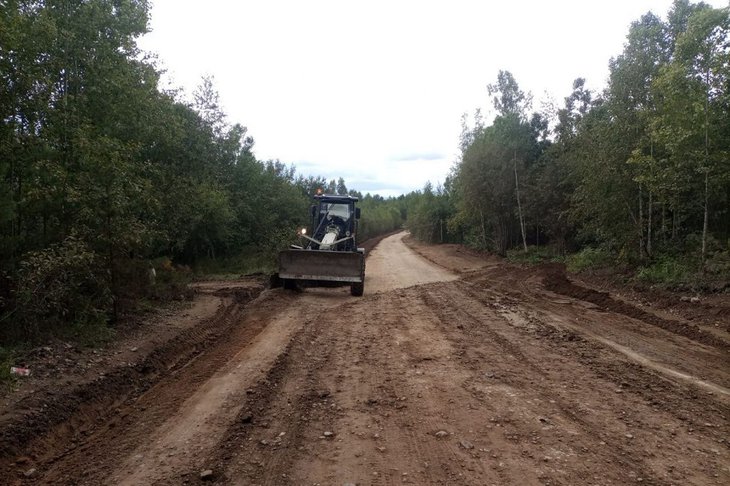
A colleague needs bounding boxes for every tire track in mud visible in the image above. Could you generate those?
[110,290,314,486]
[416,282,669,486]
[462,267,730,394]
[209,290,499,485]
[204,254,727,485]
[459,260,729,352]
[9,287,299,485]
[1,285,264,483]
[541,265,729,351]
[4,233,728,485]
[338,292,482,486]
[203,296,358,485]
[418,280,729,485]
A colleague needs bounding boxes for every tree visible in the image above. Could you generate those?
[652,5,730,264]
[449,71,544,254]
[193,76,227,136]
[487,70,532,118]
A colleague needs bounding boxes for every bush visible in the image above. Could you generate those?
[192,249,273,277]
[636,258,693,285]
[704,250,730,276]
[0,346,15,387]
[12,236,112,342]
[506,246,563,265]
[566,247,615,272]
[636,250,730,291]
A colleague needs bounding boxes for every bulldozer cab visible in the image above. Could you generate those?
[308,195,360,252]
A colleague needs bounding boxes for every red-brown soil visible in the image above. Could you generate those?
[0,232,727,485]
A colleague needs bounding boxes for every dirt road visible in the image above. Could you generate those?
[2,232,728,485]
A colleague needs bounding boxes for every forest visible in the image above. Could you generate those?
[406,0,729,289]
[1,0,728,347]
[0,0,402,344]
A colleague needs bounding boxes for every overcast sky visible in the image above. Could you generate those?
[138,0,728,197]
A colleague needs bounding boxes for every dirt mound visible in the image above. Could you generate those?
[542,263,729,350]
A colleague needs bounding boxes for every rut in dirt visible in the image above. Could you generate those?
[2,232,728,486]
[197,277,729,486]
[0,283,266,482]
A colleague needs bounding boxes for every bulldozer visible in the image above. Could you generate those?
[275,193,365,296]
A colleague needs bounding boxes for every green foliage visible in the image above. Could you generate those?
[358,194,405,242]
[705,247,730,275]
[408,1,729,285]
[506,246,563,265]
[636,257,694,285]
[566,247,616,273]
[446,74,545,254]
[193,250,275,277]
[0,346,16,387]
[1,1,369,346]
[13,236,111,342]
[636,244,729,289]
[406,182,454,244]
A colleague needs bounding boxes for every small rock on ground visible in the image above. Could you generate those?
[459,440,474,449]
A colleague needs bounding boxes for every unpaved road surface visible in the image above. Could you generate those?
[1,232,728,485]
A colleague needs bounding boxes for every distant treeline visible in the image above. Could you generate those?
[406,0,729,287]
[0,1,402,343]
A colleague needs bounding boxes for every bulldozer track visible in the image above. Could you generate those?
[1,232,728,485]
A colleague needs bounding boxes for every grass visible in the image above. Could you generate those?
[565,247,615,272]
[192,251,276,277]
[506,245,564,265]
[0,346,19,388]
[64,316,115,347]
[636,258,693,285]
[635,250,730,291]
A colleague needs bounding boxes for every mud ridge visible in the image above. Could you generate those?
[416,284,675,484]
[199,302,348,484]
[0,285,264,475]
[526,311,730,441]
[542,263,729,351]
[421,281,729,483]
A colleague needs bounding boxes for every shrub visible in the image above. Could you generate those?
[566,247,615,272]
[506,246,563,265]
[636,258,693,285]
[13,236,112,342]
[0,346,15,387]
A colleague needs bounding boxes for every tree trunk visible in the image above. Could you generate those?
[701,64,710,267]
[638,184,644,260]
[702,169,709,266]
[496,217,508,256]
[514,154,527,252]
[647,191,653,257]
[648,138,653,256]
[479,207,487,249]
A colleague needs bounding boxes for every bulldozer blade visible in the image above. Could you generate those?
[279,249,364,283]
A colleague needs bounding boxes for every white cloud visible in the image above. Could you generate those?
[138,0,728,197]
